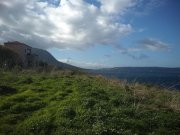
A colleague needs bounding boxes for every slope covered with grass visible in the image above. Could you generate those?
[0,70,180,135]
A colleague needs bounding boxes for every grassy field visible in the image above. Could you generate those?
[0,69,180,135]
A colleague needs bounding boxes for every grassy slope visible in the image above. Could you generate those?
[0,70,180,135]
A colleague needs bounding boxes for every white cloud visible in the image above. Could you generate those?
[0,0,134,49]
[99,0,136,14]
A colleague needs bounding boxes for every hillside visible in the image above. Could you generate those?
[31,48,79,70]
[1,42,79,69]
[0,69,179,135]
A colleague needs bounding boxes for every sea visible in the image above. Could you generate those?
[91,69,180,90]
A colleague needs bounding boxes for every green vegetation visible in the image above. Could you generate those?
[0,69,180,135]
[0,45,22,69]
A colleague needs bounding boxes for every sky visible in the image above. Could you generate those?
[0,0,180,69]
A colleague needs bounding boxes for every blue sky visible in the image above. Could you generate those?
[0,0,180,68]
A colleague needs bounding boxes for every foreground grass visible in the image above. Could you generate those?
[0,70,180,135]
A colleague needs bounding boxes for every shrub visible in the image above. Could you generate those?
[0,45,22,69]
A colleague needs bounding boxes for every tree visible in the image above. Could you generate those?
[0,45,22,69]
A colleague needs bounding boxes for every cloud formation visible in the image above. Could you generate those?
[138,38,170,51]
[115,37,170,60]
[99,0,136,14]
[116,46,149,60]
[0,0,135,49]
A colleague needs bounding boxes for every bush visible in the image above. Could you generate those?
[0,45,22,69]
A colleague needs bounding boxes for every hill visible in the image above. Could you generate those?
[0,69,179,135]
[31,48,79,70]
[2,41,79,70]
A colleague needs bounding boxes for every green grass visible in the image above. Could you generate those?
[0,70,180,135]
